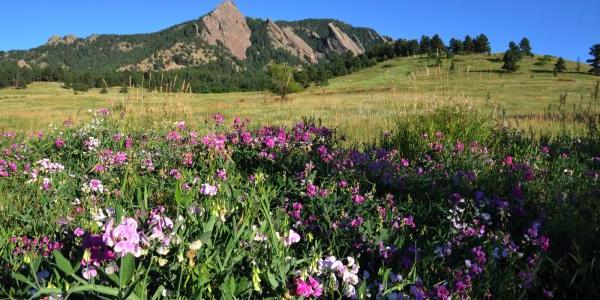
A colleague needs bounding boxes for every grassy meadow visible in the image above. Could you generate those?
[1,54,599,143]
[2,54,600,298]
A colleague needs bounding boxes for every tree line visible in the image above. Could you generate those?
[2,37,600,92]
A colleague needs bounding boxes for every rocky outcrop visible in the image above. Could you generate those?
[267,20,318,64]
[200,0,251,60]
[326,23,364,55]
[46,35,79,47]
[17,59,31,69]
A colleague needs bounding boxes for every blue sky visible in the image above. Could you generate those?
[0,0,598,60]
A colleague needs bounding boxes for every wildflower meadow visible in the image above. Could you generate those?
[1,107,599,299]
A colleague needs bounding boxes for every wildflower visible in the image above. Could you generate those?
[294,277,313,298]
[216,169,227,181]
[213,113,225,125]
[200,183,218,196]
[74,228,85,237]
[181,152,194,167]
[88,179,104,193]
[40,178,52,191]
[54,138,65,149]
[189,240,203,251]
[283,229,301,246]
[102,218,142,257]
[169,169,182,180]
[402,216,416,229]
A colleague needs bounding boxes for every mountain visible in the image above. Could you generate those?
[0,0,386,73]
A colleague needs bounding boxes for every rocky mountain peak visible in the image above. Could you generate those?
[200,0,251,60]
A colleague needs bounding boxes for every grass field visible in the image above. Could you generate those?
[1,54,599,142]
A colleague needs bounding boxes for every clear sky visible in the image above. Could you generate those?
[0,0,598,60]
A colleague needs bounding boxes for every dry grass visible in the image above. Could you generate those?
[1,54,599,142]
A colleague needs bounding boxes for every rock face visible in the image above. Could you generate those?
[46,35,79,47]
[267,20,318,64]
[326,23,364,55]
[200,0,251,60]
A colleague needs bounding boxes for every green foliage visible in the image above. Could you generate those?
[474,34,491,54]
[463,35,475,54]
[502,41,523,73]
[449,38,463,55]
[554,57,567,73]
[519,37,534,57]
[588,44,600,76]
[267,63,303,99]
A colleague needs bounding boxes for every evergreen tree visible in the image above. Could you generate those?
[508,42,523,60]
[474,34,491,54]
[430,34,446,54]
[406,40,420,56]
[463,35,475,54]
[449,38,463,55]
[519,37,533,57]
[554,57,567,73]
[588,44,600,76]
[419,35,432,54]
[502,42,522,73]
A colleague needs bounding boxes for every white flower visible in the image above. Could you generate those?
[189,240,203,251]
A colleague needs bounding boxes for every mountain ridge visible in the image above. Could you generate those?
[0,1,386,72]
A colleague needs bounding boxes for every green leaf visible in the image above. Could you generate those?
[267,272,279,289]
[11,272,36,288]
[31,288,63,298]
[120,254,136,288]
[151,285,165,300]
[68,284,120,296]
[53,250,74,275]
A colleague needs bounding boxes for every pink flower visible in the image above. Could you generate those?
[308,276,323,297]
[294,277,314,298]
[89,179,104,193]
[504,156,514,167]
[54,138,65,149]
[103,218,142,257]
[182,152,194,167]
[213,113,225,125]
[82,266,98,280]
[283,229,301,246]
[200,183,218,196]
[74,228,85,237]
[41,178,52,191]
[216,169,227,181]
[352,194,365,205]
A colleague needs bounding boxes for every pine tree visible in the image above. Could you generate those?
[463,35,475,54]
[419,35,431,55]
[519,38,533,57]
[474,34,491,54]
[588,44,600,76]
[502,42,522,73]
[554,57,567,73]
[508,42,523,60]
[449,38,463,55]
[430,34,446,54]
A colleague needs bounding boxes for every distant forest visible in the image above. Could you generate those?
[5,34,594,94]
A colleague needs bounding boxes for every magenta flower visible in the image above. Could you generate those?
[294,277,314,298]
[89,179,104,193]
[54,138,65,149]
[74,228,85,237]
